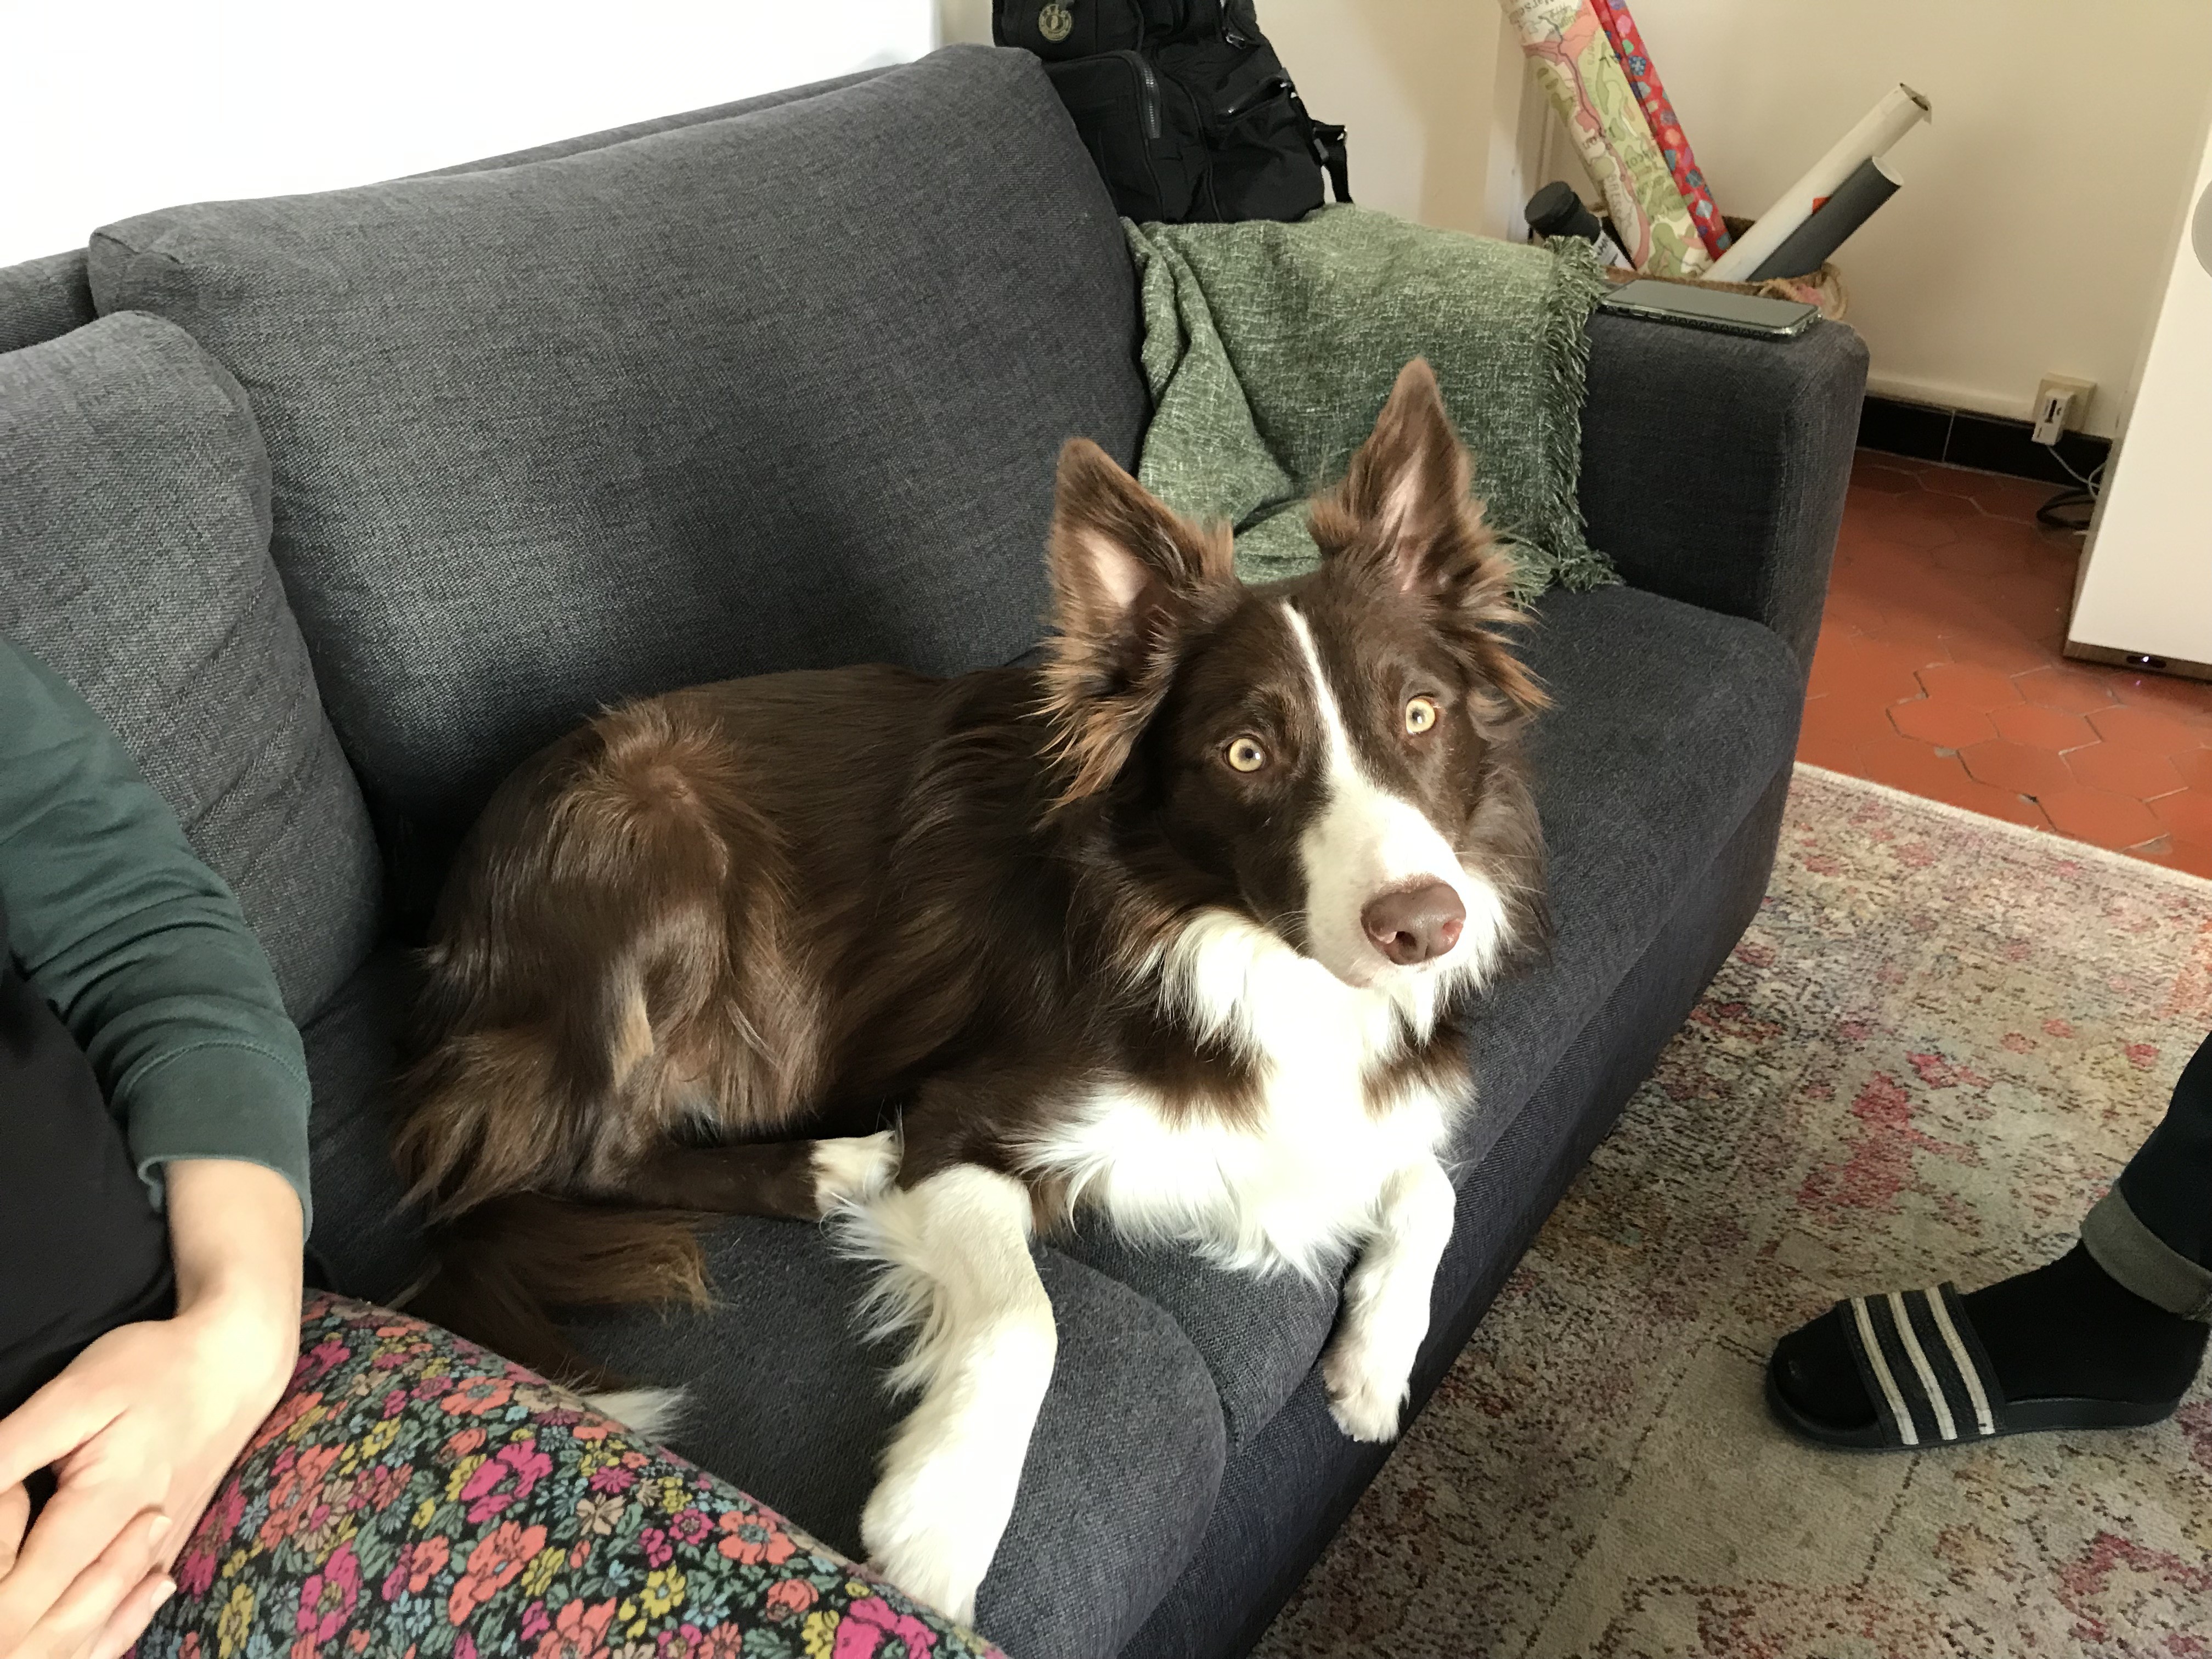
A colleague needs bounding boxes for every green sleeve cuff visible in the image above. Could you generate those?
[122,1040,314,1237]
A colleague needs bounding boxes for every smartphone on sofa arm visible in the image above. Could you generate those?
[1600,278,1821,340]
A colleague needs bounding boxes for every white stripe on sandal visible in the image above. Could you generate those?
[1888,1289,1957,1442]
[1922,1284,1997,1438]
[1849,1294,1918,1447]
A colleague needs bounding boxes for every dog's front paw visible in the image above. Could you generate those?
[861,1476,991,1628]
[1321,1337,1408,1443]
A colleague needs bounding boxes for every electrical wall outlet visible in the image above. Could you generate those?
[2032,375,2096,445]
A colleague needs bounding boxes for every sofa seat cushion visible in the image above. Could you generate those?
[566,1228,1225,1659]
[88,45,1147,909]
[296,951,1223,1659]
[1053,583,1805,1448]
[0,312,382,1021]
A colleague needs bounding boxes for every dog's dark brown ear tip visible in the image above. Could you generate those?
[1054,436,1121,485]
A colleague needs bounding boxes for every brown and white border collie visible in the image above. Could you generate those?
[394,359,1547,1624]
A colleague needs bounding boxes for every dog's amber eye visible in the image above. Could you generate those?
[1404,696,1439,735]
[1226,736,1267,773]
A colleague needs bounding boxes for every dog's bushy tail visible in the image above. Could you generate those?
[404,1193,714,1404]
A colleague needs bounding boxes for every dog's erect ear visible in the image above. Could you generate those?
[1047,438,1228,648]
[1315,360,1546,717]
[1329,358,1481,598]
[1042,439,1233,809]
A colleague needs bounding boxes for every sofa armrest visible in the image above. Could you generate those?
[1576,311,1869,669]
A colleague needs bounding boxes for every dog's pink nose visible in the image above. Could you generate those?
[1361,882,1465,966]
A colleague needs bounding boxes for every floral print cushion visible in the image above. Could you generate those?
[135,1294,998,1659]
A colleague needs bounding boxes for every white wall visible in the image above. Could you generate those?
[1616,1,2212,437]
[2068,108,2212,664]
[1259,2,1514,238]
[0,2,935,267]
[1250,1,2212,439]
[15,1,2203,445]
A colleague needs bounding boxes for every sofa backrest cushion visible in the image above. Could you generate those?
[0,313,383,1019]
[0,250,95,355]
[88,45,1147,906]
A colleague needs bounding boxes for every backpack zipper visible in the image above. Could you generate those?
[1219,74,1290,123]
[1136,59,1163,139]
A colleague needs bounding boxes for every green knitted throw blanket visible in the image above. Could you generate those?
[1124,205,1615,602]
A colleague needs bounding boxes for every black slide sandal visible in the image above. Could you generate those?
[1765,1282,2185,1451]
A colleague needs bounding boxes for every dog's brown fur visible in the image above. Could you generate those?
[393,360,1547,1386]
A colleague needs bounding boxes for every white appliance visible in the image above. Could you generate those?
[2067,110,2212,678]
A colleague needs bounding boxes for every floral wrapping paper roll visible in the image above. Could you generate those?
[1588,0,1731,260]
[1500,0,1708,278]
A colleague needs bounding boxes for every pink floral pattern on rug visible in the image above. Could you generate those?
[1255,765,2212,1658]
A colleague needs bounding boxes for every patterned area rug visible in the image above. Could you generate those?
[1255,765,2212,1659]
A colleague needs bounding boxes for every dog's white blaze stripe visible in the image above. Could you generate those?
[1279,603,1509,989]
[1886,1288,1956,1441]
[843,1166,1056,1625]
[1849,1294,1918,1447]
[1924,1284,1997,1437]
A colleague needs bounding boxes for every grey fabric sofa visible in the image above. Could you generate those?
[0,43,1865,1659]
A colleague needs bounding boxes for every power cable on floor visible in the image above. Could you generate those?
[2036,445,2103,534]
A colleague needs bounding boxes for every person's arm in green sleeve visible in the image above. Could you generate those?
[0,639,312,1227]
[0,638,308,1659]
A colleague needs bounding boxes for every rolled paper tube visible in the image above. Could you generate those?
[1748,155,1900,280]
[1588,0,1731,259]
[1707,83,1929,281]
[1500,0,1709,276]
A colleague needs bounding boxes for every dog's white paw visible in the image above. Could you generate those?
[814,1130,899,1214]
[1321,1337,1408,1443]
[860,1481,990,1629]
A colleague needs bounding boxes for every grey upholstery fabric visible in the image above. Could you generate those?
[1454,584,1805,1166]
[0,249,93,354]
[0,79,890,363]
[1579,312,1867,669]
[0,312,382,1022]
[1123,766,1793,1659]
[569,1229,1226,1659]
[1056,585,1803,1452]
[88,45,1148,913]
[296,949,431,1302]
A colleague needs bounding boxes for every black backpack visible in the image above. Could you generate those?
[995,0,1350,223]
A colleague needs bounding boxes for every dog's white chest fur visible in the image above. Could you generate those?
[1021,909,1464,1278]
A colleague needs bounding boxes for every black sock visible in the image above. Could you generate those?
[1772,1244,2209,1430]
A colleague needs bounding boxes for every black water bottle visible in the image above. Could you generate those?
[1526,181,1628,268]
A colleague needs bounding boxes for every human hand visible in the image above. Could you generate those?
[0,1290,296,1659]
[0,1159,302,1659]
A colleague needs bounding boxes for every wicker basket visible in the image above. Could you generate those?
[1598,215,1848,320]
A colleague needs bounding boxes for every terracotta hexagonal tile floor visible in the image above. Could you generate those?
[1798,453,2212,877]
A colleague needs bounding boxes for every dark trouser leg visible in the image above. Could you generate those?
[0,961,174,1419]
[2081,1028,2212,1320]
